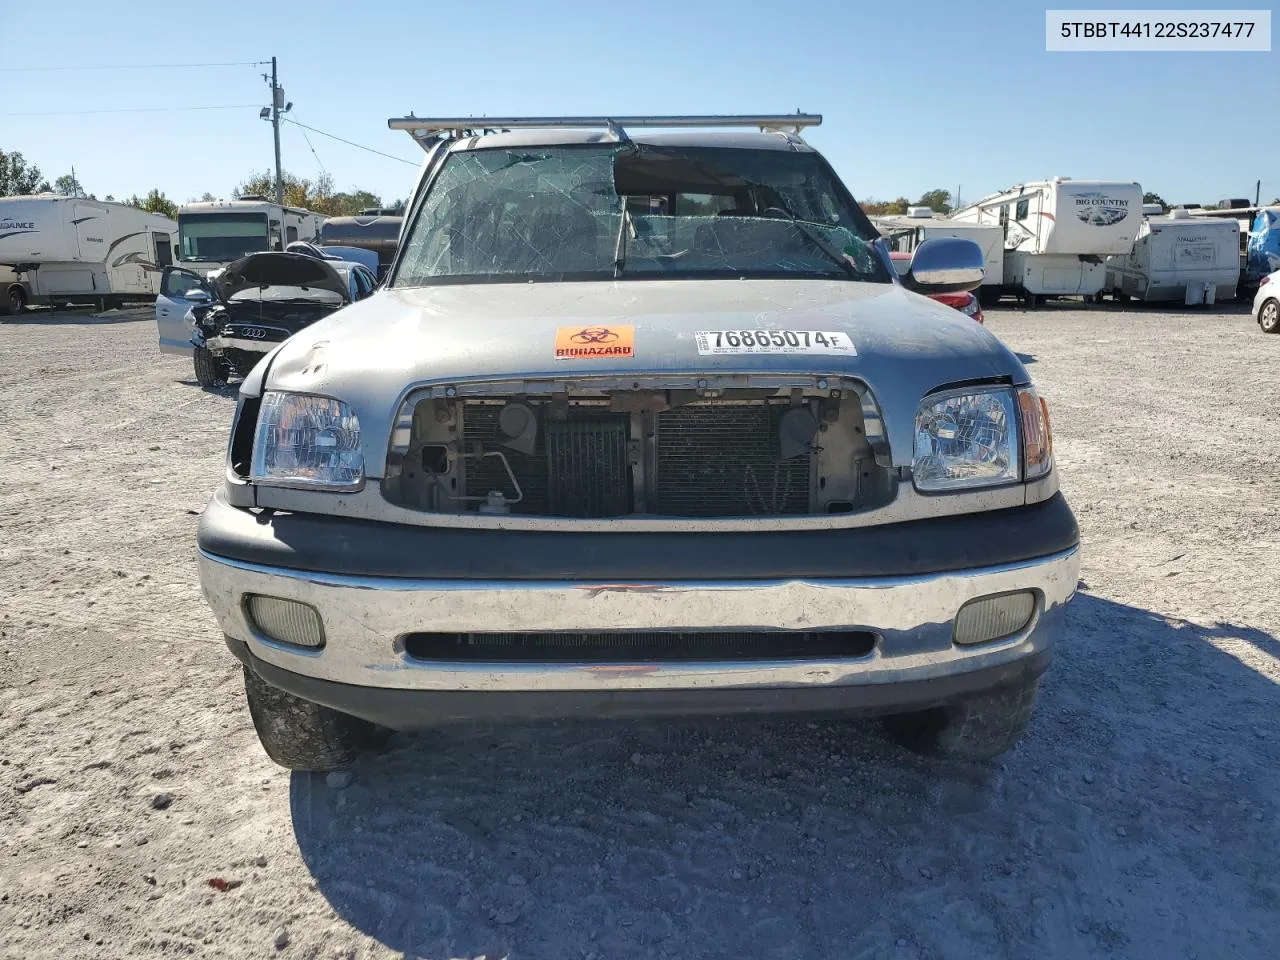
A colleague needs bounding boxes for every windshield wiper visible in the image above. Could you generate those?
[613,207,634,279]
[761,205,860,277]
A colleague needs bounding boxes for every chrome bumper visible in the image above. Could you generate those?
[199,546,1079,693]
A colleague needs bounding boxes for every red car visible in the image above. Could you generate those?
[889,251,984,323]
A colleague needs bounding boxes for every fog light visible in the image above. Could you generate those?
[246,595,324,648]
[954,591,1036,645]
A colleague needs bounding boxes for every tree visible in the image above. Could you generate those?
[54,173,86,198]
[234,169,391,217]
[199,192,216,202]
[916,189,952,215]
[0,148,50,197]
[860,196,909,216]
[126,189,178,219]
[1143,191,1166,209]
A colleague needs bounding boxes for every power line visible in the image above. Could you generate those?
[0,103,261,117]
[283,117,418,166]
[0,60,266,72]
[293,117,329,179]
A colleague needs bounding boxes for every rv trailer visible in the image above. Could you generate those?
[1103,208,1239,305]
[1185,203,1258,282]
[871,207,1004,305]
[0,194,177,312]
[950,178,1143,304]
[316,212,403,279]
[175,198,325,276]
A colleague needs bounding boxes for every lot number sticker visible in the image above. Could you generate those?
[694,330,856,356]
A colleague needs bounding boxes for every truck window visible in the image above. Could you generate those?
[286,226,298,244]
[674,193,738,216]
[1015,199,1029,221]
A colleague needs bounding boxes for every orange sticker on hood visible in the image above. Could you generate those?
[555,325,635,359]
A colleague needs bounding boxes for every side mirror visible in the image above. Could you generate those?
[184,288,212,302]
[903,237,984,294]
[173,244,180,259]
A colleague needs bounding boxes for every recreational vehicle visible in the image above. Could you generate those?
[950,178,1143,304]
[0,195,177,312]
[175,198,325,275]
[1103,208,1239,305]
[1184,202,1264,284]
[871,208,1004,304]
[317,211,403,279]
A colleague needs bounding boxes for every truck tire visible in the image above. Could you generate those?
[243,666,387,772]
[1260,299,1280,334]
[192,346,229,389]
[881,677,1040,761]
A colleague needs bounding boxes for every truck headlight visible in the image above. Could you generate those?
[913,387,1018,491]
[249,391,364,490]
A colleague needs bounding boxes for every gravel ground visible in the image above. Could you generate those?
[1,301,1277,960]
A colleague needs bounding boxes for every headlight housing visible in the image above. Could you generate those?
[913,385,1054,491]
[913,386,1018,491]
[249,391,364,490]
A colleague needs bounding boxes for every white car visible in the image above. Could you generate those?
[1255,270,1279,333]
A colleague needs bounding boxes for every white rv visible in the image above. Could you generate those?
[175,198,325,275]
[950,178,1144,304]
[1104,208,1239,305]
[1184,203,1266,283]
[871,207,1005,304]
[0,195,177,312]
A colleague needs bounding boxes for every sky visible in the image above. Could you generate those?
[1,0,1276,210]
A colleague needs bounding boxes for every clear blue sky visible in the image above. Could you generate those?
[2,0,1275,208]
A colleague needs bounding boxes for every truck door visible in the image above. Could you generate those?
[155,266,210,356]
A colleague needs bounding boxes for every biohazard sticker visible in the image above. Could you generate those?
[555,325,635,360]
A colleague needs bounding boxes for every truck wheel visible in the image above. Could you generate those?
[243,667,387,772]
[192,346,229,389]
[1260,299,1280,333]
[5,285,26,315]
[882,677,1040,761]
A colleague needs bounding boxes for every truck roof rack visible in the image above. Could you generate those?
[387,113,822,150]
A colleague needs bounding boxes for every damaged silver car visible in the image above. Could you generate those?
[195,114,1080,771]
[154,252,378,388]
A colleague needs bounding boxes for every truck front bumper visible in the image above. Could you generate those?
[197,490,1080,727]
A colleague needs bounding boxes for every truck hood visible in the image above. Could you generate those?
[260,279,1029,470]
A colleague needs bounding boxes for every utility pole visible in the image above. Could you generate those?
[270,57,283,206]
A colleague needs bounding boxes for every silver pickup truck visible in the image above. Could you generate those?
[195,114,1080,771]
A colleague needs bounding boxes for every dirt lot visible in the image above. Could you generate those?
[1,301,1278,959]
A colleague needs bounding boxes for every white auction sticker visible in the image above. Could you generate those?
[694,330,855,356]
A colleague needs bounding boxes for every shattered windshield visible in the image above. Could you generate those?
[392,144,888,285]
